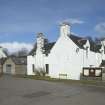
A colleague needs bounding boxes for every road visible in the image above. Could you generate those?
[0,75,105,105]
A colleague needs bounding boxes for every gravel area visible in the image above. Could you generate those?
[0,75,105,105]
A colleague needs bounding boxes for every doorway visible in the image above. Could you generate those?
[45,64,49,74]
[6,64,12,74]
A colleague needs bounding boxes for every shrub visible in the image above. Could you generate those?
[40,70,46,76]
[34,70,40,76]
[34,68,46,76]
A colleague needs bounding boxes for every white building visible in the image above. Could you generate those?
[27,22,105,80]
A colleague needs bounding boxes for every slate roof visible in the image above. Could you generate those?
[0,56,27,65]
[87,40,102,53]
[89,40,102,53]
[29,38,49,55]
[29,34,102,55]
[70,34,102,53]
[29,43,37,55]
[43,42,55,54]
[11,56,27,65]
[0,58,7,65]
[29,42,55,55]
[69,34,87,49]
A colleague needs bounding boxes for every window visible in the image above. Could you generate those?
[32,64,35,72]
[45,64,49,74]
[83,67,102,77]
[6,64,12,73]
[6,64,11,67]
[89,69,95,77]
[104,46,105,54]
[76,48,79,53]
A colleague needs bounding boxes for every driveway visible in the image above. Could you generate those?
[0,75,105,105]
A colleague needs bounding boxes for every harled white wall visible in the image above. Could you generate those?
[83,50,102,67]
[48,36,83,80]
[27,55,35,75]
[27,23,105,80]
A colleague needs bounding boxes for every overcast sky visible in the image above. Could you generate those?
[0,0,105,53]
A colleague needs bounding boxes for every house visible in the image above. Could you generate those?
[0,56,27,75]
[27,22,105,80]
[0,46,7,74]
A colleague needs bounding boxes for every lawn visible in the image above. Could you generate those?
[14,75,105,87]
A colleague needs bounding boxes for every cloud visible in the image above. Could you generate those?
[58,18,84,25]
[94,22,105,35]
[0,42,33,53]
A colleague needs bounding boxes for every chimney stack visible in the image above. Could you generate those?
[60,22,71,37]
[37,33,45,52]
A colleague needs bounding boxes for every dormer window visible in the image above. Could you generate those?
[76,48,79,53]
[86,46,89,50]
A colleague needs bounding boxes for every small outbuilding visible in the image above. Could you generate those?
[1,56,27,75]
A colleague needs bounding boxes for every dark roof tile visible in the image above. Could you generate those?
[43,42,55,54]
[29,34,102,55]
[29,41,55,55]
[100,60,105,67]
[89,39,102,53]
[11,56,27,65]
[29,43,37,55]
[0,58,7,65]
[69,34,87,49]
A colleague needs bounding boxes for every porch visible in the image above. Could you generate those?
[81,67,102,81]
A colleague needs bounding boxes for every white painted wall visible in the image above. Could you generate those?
[27,51,47,75]
[48,35,83,80]
[83,50,102,67]
[27,33,48,75]
[27,23,105,80]
[35,51,46,71]
[27,55,35,75]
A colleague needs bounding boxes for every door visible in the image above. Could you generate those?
[89,69,95,77]
[6,64,12,74]
[45,64,49,74]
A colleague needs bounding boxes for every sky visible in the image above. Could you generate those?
[0,0,105,53]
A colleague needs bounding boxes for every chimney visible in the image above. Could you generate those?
[36,33,45,52]
[60,22,71,37]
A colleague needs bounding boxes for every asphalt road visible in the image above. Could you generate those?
[0,75,105,105]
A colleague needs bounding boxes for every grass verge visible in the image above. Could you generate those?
[14,75,105,87]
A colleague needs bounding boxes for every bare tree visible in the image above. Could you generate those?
[3,48,9,56]
[11,48,28,57]
[18,48,28,56]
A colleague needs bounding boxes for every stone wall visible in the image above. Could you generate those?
[80,76,102,81]
[80,74,102,81]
